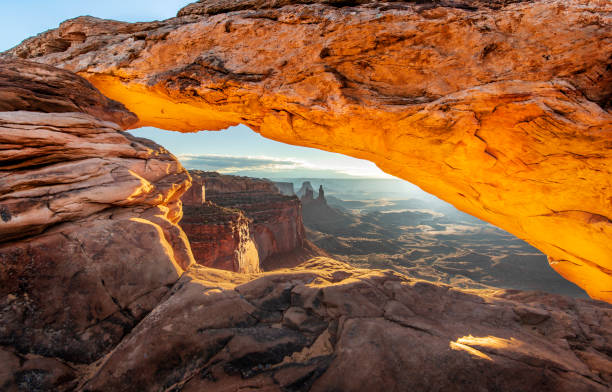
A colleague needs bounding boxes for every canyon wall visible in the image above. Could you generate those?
[195,172,306,261]
[6,0,610,301]
[0,59,196,388]
[181,171,316,271]
[181,201,261,273]
[0,57,610,392]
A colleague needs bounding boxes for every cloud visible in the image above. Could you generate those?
[178,154,303,173]
[177,154,393,178]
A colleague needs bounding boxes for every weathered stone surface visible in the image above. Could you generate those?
[1,5,611,392]
[192,171,281,195]
[180,171,323,272]
[5,0,610,300]
[0,346,77,391]
[0,59,195,365]
[181,201,262,273]
[177,0,535,17]
[194,172,308,263]
[0,59,137,128]
[72,258,612,391]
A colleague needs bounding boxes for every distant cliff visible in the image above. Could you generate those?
[273,181,295,196]
[180,202,260,273]
[300,182,355,233]
[296,181,314,199]
[181,171,324,272]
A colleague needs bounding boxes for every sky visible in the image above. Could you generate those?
[131,127,393,179]
[1,0,393,179]
[0,1,193,51]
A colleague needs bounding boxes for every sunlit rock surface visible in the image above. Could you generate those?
[0,57,611,391]
[0,59,195,382]
[181,171,323,272]
[68,259,612,391]
[5,0,610,301]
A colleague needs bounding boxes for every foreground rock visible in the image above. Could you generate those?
[181,171,323,272]
[0,59,195,386]
[0,58,611,392]
[6,0,611,301]
[0,59,136,127]
[68,258,612,391]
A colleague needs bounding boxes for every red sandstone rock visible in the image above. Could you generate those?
[0,56,611,392]
[181,201,261,273]
[0,59,195,365]
[76,258,612,392]
[0,2,611,390]
[0,59,137,128]
[6,0,611,301]
[181,171,321,272]
[192,171,280,195]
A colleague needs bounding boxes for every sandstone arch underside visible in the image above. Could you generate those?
[6,0,611,301]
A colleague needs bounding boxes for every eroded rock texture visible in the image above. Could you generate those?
[0,56,611,392]
[195,172,309,265]
[181,201,262,273]
[65,259,612,391]
[5,0,610,300]
[181,171,322,272]
[0,59,195,388]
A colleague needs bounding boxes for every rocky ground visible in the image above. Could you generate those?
[0,0,611,390]
[4,258,612,391]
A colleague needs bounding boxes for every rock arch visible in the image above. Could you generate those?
[7,0,609,301]
[1,2,612,390]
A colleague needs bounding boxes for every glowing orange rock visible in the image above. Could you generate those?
[7,0,611,301]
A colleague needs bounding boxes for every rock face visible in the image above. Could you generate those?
[181,171,320,271]
[0,59,137,128]
[297,181,315,199]
[61,259,612,391]
[0,59,195,389]
[199,172,307,263]
[317,185,325,202]
[1,57,611,392]
[195,171,280,194]
[181,201,261,273]
[301,184,354,233]
[6,0,611,301]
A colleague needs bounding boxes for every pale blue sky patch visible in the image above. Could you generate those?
[132,126,394,179]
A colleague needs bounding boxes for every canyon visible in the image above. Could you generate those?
[298,180,588,297]
[180,170,322,273]
[0,0,610,390]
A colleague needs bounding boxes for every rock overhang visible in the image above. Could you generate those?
[3,0,611,302]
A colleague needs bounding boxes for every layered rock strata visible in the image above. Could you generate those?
[0,59,195,388]
[0,57,611,392]
[6,0,611,301]
[181,202,261,273]
[181,171,318,271]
